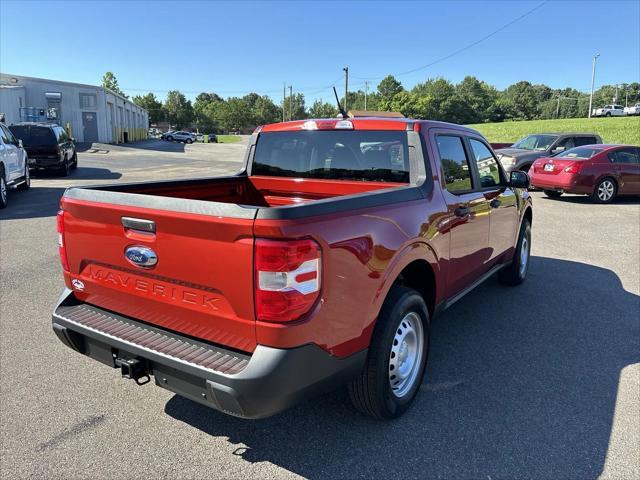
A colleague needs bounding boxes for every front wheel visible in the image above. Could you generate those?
[0,171,7,209]
[17,162,30,190]
[166,136,173,142]
[59,157,70,177]
[605,112,611,117]
[498,218,531,286]
[592,177,617,203]
[544,190,563,198]
[348,285,430,419]
[186,139,193,144]
[70,152,78,170]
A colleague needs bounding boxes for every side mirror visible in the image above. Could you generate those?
[71,137,76,144]
[509,170,530,189]
[18,139,23,148]
[551,146,565,155]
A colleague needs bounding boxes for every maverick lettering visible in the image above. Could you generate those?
[86,267,221,311]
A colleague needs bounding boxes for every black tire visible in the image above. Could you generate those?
[544,190,563,198]
[348,285,430,419]
[498,218,531,286]
[186,139,193,144]
[59,157,70,177]
[17,162,30,191]
[592,177,617,204]
[70,151,78,170]
[167,136,174,142]
[0,168,7,209]
[519,163,532,173]
[605,112,611,117]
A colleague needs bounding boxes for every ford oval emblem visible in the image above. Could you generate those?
[124,245,158,269]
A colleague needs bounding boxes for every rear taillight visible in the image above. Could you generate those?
[255,238,321,322]
[57,210,70,272]
[564,162,582,174]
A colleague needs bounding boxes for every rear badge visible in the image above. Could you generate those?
[125,245,158,269]
[71,279,85,291]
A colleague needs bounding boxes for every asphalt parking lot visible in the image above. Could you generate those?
[1,139,638,479]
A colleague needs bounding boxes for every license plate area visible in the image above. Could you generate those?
[544,164,554,172]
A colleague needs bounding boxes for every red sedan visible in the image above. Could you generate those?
[529,144,640,203]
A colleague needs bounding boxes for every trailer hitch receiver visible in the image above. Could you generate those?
[115,357,150,385]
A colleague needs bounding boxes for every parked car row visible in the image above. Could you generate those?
[493,133,639,203]
[1,122,78,209]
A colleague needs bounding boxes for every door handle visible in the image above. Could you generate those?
[454,206,470,217]
[490,199,501,208]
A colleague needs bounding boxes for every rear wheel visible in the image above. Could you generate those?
[592,177,617,203]
[59,157,70,177]
[605,112,611,117]
[0,169,7,209]
[167,136,173,142]
[17,162,30,191]
[499,218,531,286]
[544,190,563,198]
[186,139,193,144]
[348,285,430,419]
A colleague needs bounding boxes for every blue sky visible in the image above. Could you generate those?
[1,0,638,104]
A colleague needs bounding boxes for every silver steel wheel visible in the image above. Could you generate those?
[597,180,615,201]
[0,175,6,203]
[519,235,529,277]
[389,312,424,398]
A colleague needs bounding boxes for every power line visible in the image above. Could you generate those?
[352,1,548,82]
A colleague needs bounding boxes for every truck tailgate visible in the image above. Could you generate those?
[60,190,258,352]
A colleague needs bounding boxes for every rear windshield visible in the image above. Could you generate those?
[554,147,601,159]
[8,125,56,145]
[252,131,410,182]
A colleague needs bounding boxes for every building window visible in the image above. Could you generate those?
[80,93,97,109]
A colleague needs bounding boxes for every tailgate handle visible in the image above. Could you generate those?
[122,217,156,234]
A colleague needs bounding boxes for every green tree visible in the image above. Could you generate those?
[132,93,164,125]
[101,72,127,98]
[502,81,539,120]
[377,75,404,110]
[455,76,499,124]
[193,92,223,131]
[163,90,194,129]
[412,78,461,122]
[283,93,307,120]
[252,95,280,125]
[309,99,338,118]
[217,97,252,132]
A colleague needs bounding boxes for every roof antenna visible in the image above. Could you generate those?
[333,86,348,119]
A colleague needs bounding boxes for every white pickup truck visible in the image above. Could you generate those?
[623,103,640,116]
[592,105,626,117]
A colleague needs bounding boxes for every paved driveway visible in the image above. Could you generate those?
[1,139,638,479]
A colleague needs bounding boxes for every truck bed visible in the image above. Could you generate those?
[75,175,406,208]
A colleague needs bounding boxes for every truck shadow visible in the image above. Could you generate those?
[32,167,122,181]
[0,186,66,220]
[541,194,640,205]
[164,256,639,479]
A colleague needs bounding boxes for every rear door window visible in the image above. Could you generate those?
[575,136,597,147]
[436,135,473,192]
[252,130,410,182]
[609,149,640,164]
[468,138,502,188]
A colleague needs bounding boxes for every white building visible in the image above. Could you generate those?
[0,73,148,144]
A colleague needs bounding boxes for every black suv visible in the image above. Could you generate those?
[8,123,77,176]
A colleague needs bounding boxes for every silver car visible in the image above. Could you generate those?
[165,131,194,144]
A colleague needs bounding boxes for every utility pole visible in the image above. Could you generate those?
[556,96,561,118]
[289,85,293,120]
[625,90,629,107]
[588,54,600,118]
[343,66,349,113]
[614,84,619,103]
[282,83,286,122]
[364,80,369,111]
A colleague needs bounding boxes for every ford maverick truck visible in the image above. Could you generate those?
[52,116,532,419]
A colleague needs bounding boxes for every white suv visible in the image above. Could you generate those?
[165,131,195,144]
[592,105,626,117]
[0,123,30,209]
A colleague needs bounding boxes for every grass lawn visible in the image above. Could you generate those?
[467,117,640,145]
[216,135,243,143]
